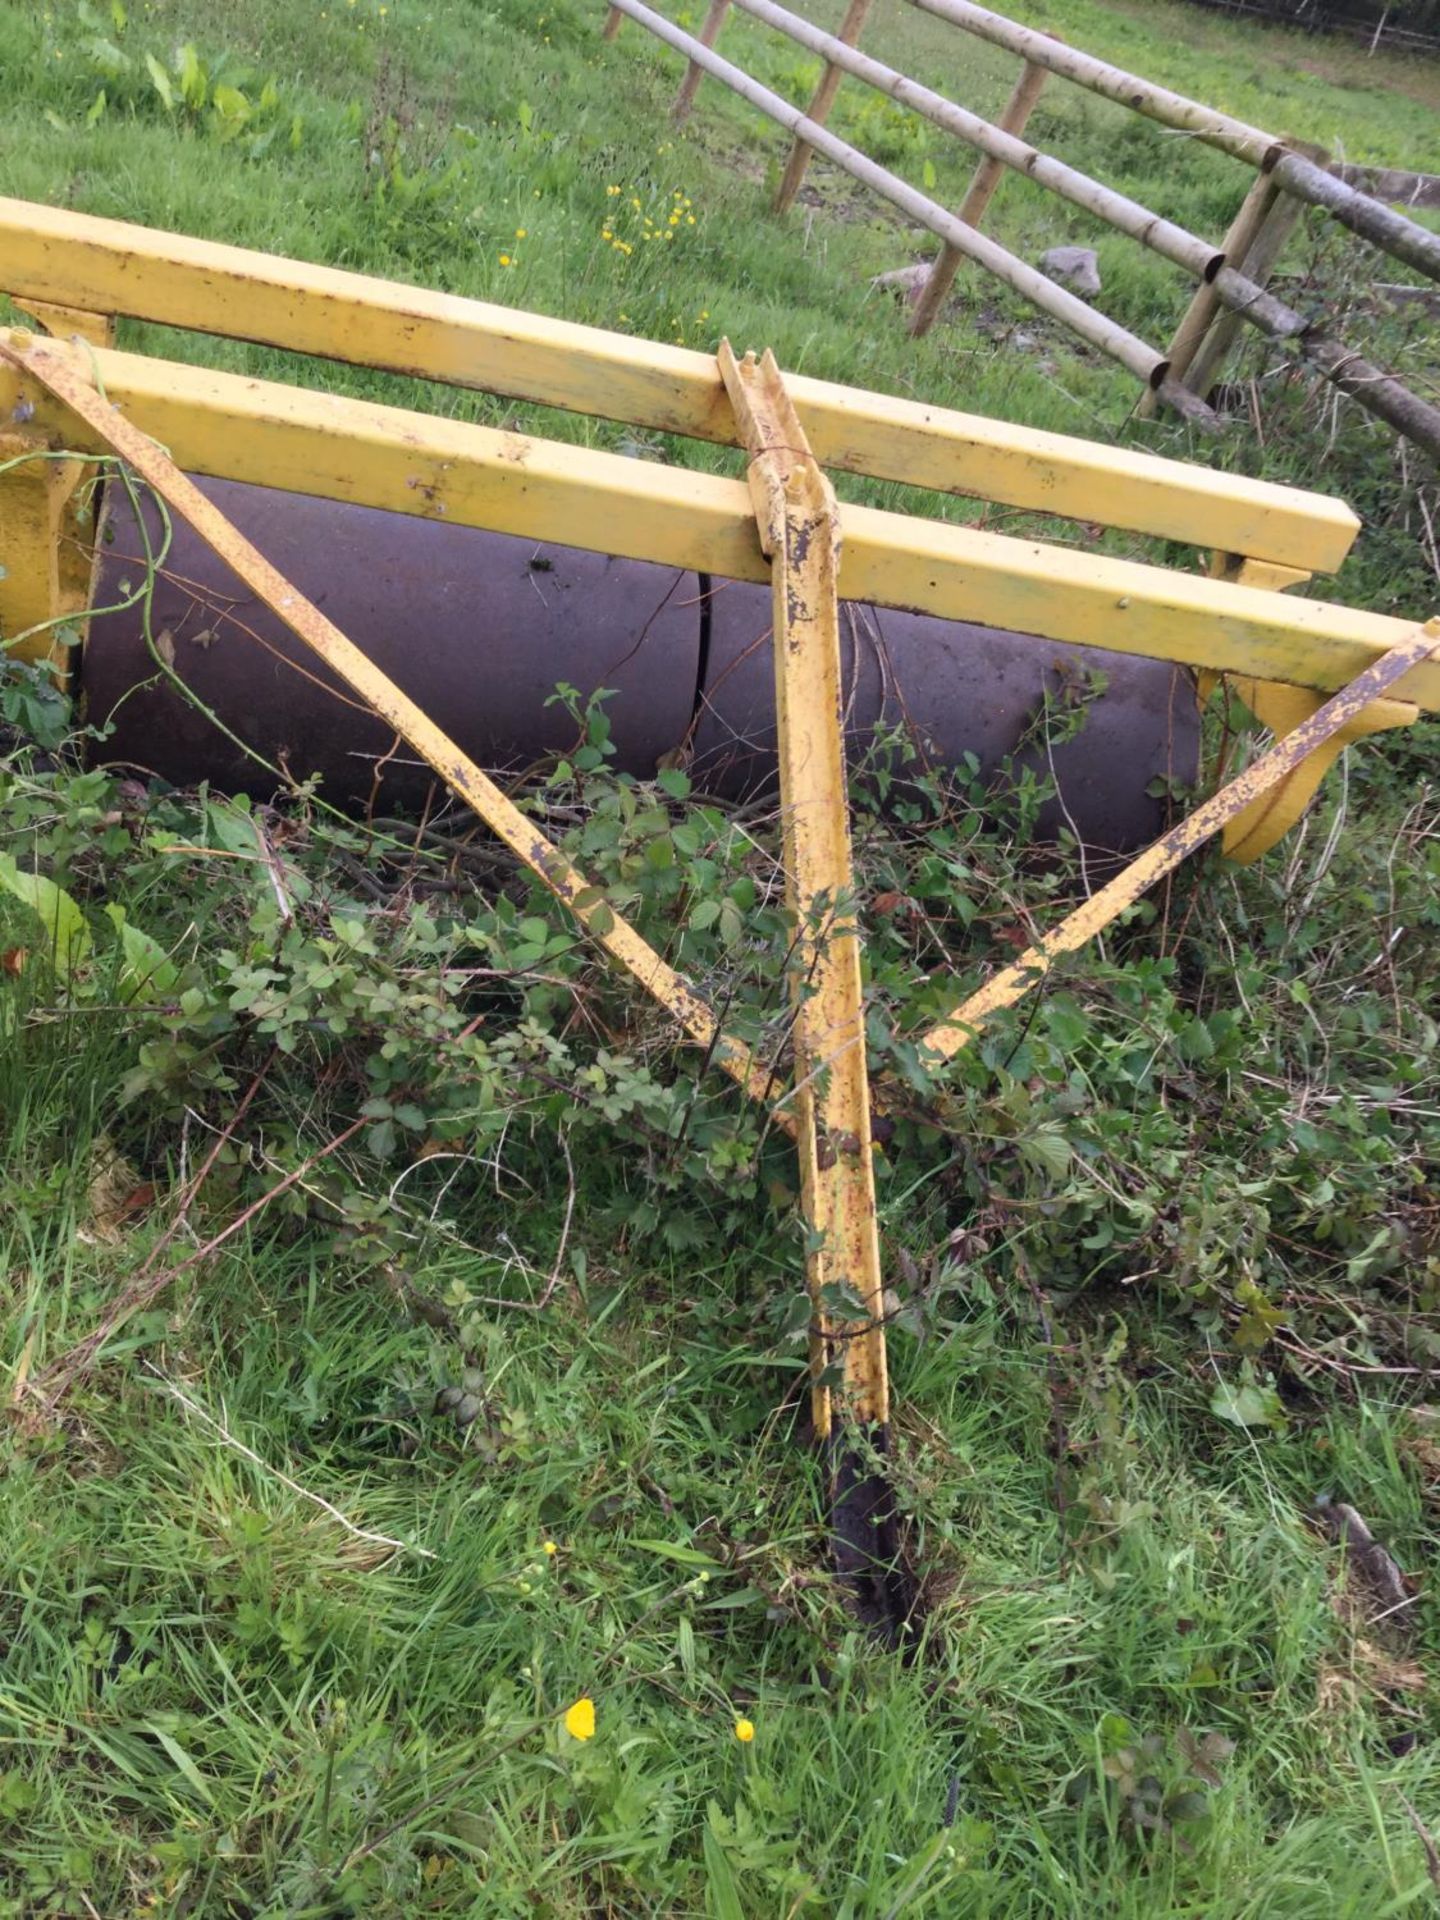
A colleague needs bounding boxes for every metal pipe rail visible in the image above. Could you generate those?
[732,0,1225,285]
[604,0,1215,420]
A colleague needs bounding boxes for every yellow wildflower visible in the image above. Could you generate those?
[607,184,621,195]
[515,228,527,239]
[543,1540,558,1556]
[499,253,512,267]
[734,1718,755,1743]
[564,1697,596,1741]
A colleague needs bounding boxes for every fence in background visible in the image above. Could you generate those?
[603,0,1440,458]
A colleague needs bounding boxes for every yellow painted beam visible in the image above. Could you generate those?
[0,195,1360,573]
[12,298,115,348]
[1,336,1434,711]
[1217,677,1417,863]
[1202,551,1419,860]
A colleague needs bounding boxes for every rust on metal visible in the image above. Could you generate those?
[920,617,1440,1064]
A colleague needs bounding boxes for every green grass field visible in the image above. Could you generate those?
[2,0,1440,1913]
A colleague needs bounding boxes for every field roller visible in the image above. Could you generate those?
[2,198,1436,1637]
[87,474,1197,847]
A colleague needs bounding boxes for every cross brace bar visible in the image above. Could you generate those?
[919,617,1440,1064]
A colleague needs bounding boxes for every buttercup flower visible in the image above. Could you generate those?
[564,1696,596,1741]
[543,1540,558,1556]
[734,1718,755,1743]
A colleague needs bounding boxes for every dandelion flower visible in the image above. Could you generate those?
[543,1540,558,1556]
[734,1718,755,1743]
[515,228,527,239]
[499,253,512,266]
[564,1696,596,1741]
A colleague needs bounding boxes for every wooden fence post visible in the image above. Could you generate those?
[908,55,1050,338]
[672,0,734,122]
[602,4,624,39]
[1137,168,1279,417]
[1182,140,1329,402]
[773,0,874,215]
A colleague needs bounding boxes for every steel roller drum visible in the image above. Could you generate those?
[85,475,1198,850]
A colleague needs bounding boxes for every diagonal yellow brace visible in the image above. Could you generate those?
[0,329,786,1122]
[919,617,1440,1064]
[1202,553,1418,863]
[718,341,888,1449]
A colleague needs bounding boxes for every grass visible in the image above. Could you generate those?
[2,0,1440,1913]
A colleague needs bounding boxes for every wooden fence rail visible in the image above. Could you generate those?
[606,0,1439,456]
[1334,166,1440,213]
[732,0,1226,285]
[604,0,1218,420]
[910,0,1440,286]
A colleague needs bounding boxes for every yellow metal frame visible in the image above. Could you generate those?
[1,199,1436,1513]
[719,342,887,1440]
[1,339,1433,713]
[0,197,1359,570]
